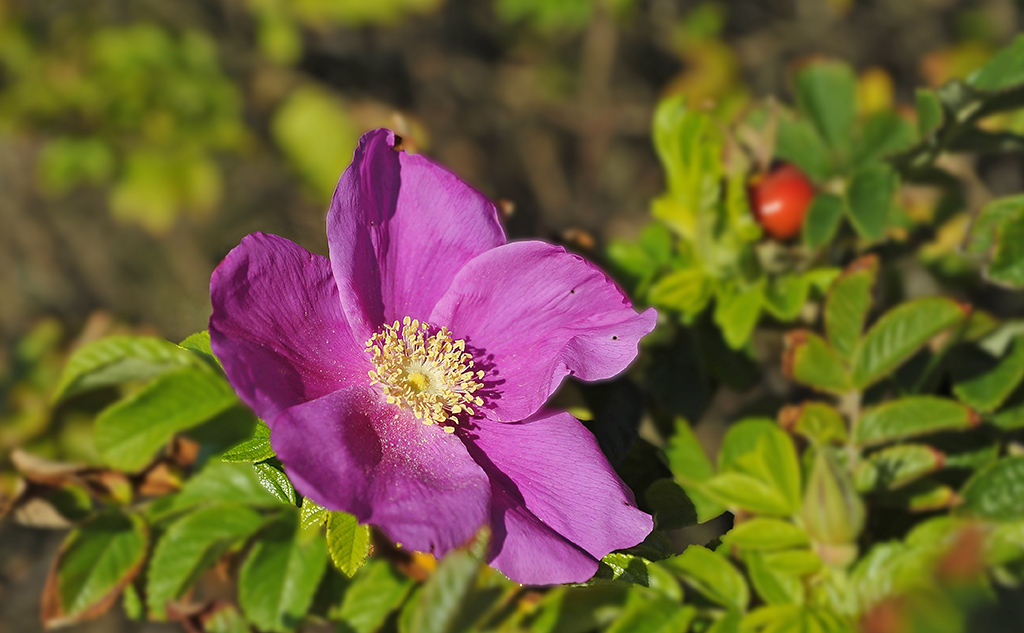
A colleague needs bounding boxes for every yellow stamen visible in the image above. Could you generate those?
[366,318,484,430]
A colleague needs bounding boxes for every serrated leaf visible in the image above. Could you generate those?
[850,297,967,389]
[855,397,978,446]
[42,511,149,628]
[844,163,896,242]
[220,419,275,463]
[825,255,878,361]
[238,511,328,633]
[253,463,296,505]
[779,402,848,445]
[783,330,851,394]
[968,34,1024,91]
[400,550,479,633]
[796,61,857,150]
[802,193,844,250]
[661,545,748,611]
[326,511,371,577]
[953,336,1024,413]
[714,280,765,349]
[95,368,238,472]
[169,461,283,513]
[55,336,203,401]
[988,206,1024,288]
[723,518,809,551]
[179,330,223,370]
[959,456,1024,521]
[664,417,724,523]
[299,497,327,531]
[854,444,945,491]
[332,558,414,633]
[147,503,264,618]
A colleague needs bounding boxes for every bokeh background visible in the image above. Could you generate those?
[1,0,1022,631]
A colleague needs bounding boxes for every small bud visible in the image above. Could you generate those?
[802,448,865,557]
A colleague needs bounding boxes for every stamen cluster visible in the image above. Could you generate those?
[366,317,485,431]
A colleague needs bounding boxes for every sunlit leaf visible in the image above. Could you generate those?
[824,254,878,362]
[661,545,748,612]
[855,397,978,446]
[783,330,851,394]
[326,511,371,578]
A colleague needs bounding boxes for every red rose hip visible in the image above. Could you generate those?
[750,164,815,240]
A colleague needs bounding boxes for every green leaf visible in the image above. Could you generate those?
[703,472,794,516]
[802,193,844,250]
[959,456,1024,521]
[759,549,823,576]
[776,117,832,182]
[763,274,810,322]
[332,559,413,633]
[968,34,1024,91]
[652,96,722,210]
[43,511,149,628]
[163,462,283,517]
[802,448,864,546]
[744,552,803,605]
[844,163,896,242]
[644,479,698,530]
[147,504,264,618]
[220,419,275,463]
[854,444,945,491]
[988,205,1024,288]
[179,330,215,360]
[605,594,696,633]
[54,335,203,401]
[661,545,748,611]
[400,551,479,633]
[780,401,848,445]
[783,330,851,394]
[824,255,879,362]
[326,511,371,578]
[953,337,1024,412]
[877,478,960,512]
[238,511,329,633]
[993,402,1024,430]
[299,497,328,531]
[915,89,944,138]
[723,518,809,551]
[717,420,802,514]
[851,111,916,168]
[95,368,238,472]
[253,463,297,505]
[850,297,967,389]
[664,417,724,523]
[855,397,978,446]
[966,195,1024,254]
[714,280,765,350]
[796,61,857,150]
[648,269,712,316]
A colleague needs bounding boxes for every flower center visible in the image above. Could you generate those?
[365,317,484,432]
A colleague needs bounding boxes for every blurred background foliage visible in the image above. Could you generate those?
[3,0,1024,632]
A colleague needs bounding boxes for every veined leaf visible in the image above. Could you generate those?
[959,456,1024,521]
[855,397,978,446]
[763,274,810,322]
[703,472,793,516]
[825,254,878,361]
[253,463,297,505]
[966,195,1024,254]
[850,297,968,389]
[854,444,945,491]
[714,280,765,350]
[326,511,371,578]
[661,545,748,612]
[220,418,275,463]
[42,511,149,628]
[95,367,237,472]
[238,511,328,633]
[988,205,1024,288]
[718,420,802,514]
[783,330,851,394]
[953,336,1024,413]
[648,269,712,316]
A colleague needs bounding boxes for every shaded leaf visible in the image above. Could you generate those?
[915,88,944,138]
[987,205,1024,288]
[796,61,857,150]
[664,417,724,523]
[714,280,765,350]
[744,552,803,605]
[763,274,810,322]
[854,444,945,492]
[953,336,1024,413]
[844,164,896,242]
[400,551,480,633]
[648,269,712,316]
[331,558,413,633]
[802,193,844,251]
[966,195,1024,254]
[968,34,1024,91]
[220,419,275,463]
[776,117,832,182]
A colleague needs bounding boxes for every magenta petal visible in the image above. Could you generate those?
[327,129,505,340]
[431,241,657,422]
[465,410,653,585]
[209,232,369,422]
[274,386,491,556]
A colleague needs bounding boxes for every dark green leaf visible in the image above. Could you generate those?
[954,337,1024,412]
[966,195,1024,254]
[796,61,857,150]
[850,297,967,389]
[238,511,328,633]
[661,545,748,611]
[844,163,896,242]
[400,551,479,633]
[851,111,915,168]
[783,330,851,394]
[42,511,149,628]
[644,479,698,531]
[332,558,413,633]
[147,504,264,618]
[824,254,878,362]
[959,456,1024,521]
[802,193,844,250]
[253,463,296,505]
[664,417,724,523]
[993,402,1024,430]
[988,205,1024,287]
[854,444,945,491]
[968,34,1024,91]
[763,274,809,322]
[55,336,203,401]
[915,89,944,138]
[220,418,275,463]
[326,511,370,578]
[723,518,809,551]
[94,368,237,472]
[776,117,832,182]
[855,397,978,446]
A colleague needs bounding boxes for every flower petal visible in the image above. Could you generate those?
[464,410,653,585]
[273,385,491,556]
[210,232,369,422]
[327,129,506,340]
[431,241,657,422]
